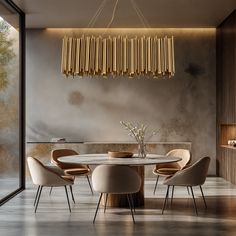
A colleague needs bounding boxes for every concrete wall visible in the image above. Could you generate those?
[26,28,216,175]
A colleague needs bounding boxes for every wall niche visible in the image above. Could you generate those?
[220,124,236,149]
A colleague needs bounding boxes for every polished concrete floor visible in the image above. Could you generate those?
[0,177,20,199]
[0,177,236,236]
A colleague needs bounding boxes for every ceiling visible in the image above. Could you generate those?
[11,0,236,28]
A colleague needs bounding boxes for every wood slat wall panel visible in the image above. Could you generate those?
[217,10,236,184]
[219,148,236,184]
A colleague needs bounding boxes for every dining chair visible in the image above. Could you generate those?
[162,156,210,215]
[27,156,74,213]
[92,165,141,224]
[51,149,93,195]
[153,149,191,194]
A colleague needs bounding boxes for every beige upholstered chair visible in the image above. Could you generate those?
[162,156,210,215]
[27,156,74,213]
[92,165,141,223]
[153,149,191,194]
[51,149,93,194]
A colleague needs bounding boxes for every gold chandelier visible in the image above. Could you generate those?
[61,0,175,78]
[61,35,174,78]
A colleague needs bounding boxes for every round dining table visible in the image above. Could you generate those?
[59,153,181,207]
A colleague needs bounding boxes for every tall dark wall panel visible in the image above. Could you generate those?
[217,10,236,184]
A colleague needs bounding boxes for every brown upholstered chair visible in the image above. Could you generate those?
[51,149,93,195]
[153,149,191,194]
[162,156,210,215]
[27,156,74,213]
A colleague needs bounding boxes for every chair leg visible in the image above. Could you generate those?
[64,186,71,213]
[166,185,170,206]
[153,175,159,195]
[171,186,175,206]
[33,186,40,206]
[104,193,108,213]
[93,193,103,224]
[34,186,43,213]
[199,185,207,208]
[130,194,136,213]
[187,186,190,195]
[190,186,198,215]
[162,185,170,214]
[127,194,135,224]
[86,176,93,195]
[49,187,53,195]
[69,185,75,204]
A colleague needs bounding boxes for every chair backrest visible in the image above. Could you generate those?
[92,165,141,194]
[166,149,191,169]
[27,156,69,186]
[164,156,211,186]
[51,149,86,169]
[155,149,191,170]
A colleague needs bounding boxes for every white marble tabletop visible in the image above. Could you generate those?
[58,153,181,166]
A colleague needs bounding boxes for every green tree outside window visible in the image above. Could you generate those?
[0,20,14,91]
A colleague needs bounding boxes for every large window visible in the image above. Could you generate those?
[0,0,25,205]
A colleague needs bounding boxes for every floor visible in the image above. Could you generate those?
[0,177,20,199]
[0,177,236,236]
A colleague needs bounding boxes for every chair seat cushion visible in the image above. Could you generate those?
[64,168,90,175]
[153,167,180,176]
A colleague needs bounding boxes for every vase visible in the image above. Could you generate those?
[138,142,146,158]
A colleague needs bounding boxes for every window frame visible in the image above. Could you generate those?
[0,0,25,206]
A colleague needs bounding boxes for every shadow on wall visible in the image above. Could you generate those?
[185,62,206,78]
[68,91,84,106]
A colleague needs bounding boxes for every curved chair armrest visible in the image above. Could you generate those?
[163,166,193,186]
[86,165,91,171]
[44,165,74,185]
[45,165,66,176]
[182,163,192,170]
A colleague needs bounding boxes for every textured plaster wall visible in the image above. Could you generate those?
[26,29,216,175]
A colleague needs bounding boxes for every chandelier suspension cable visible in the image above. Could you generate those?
[105,0,119,30]
[87,0,107,28]
[130,0,150,29]
[87,0,149,30]
[104,0,149,32]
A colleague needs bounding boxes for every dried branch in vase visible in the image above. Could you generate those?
[120,121,158,158]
